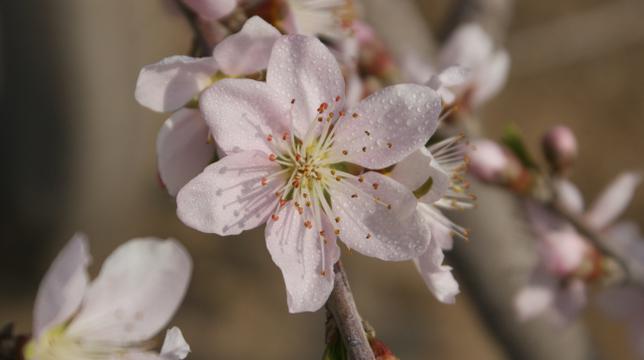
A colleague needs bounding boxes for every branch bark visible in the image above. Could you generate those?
[325,261,374,360]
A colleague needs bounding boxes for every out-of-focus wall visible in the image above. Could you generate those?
[1,0,642,359]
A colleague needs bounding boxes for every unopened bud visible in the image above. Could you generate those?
[468,139,510,184]
[542,125,577,174]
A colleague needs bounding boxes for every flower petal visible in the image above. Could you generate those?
[417,203,454,250]
[33,233,90,338]
[160,327,191,360]
[389,148,449,204]
[266,35,345,138]
[414,236,459,304]
[586,172,642,229]
[328,171,428,261]
[157,109,216,196]
[182,0,236,21]
[265,202,340,313]
[514,266,556,321]
[331,84,441,169]
[471,50,510,107]
[438,23,493,70]
[551,279,586,325]
[135,56,218,112]
[67,238,192,344]
[553,178,584,214]
[213,16,281,76]
[176,150,286,235]
[199,78,290,154]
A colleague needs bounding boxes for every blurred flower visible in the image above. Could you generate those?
[515,172,642,324]
[177,33,442,312]
[25,234,192,360]
[468,139,511,184]
[135,16,281,196]
[542,125,578,174]
[182,0,239,21]
[389,136,474,303]
[404,23,509,110]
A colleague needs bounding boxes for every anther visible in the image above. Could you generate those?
[266,134,273,142]
[364,130,370,136]
[366,233,372,239]
[387,142,393,149]
[361,146,367,152]
[334,229,341,235]
[335,96,341,102]
[304,220,313,229]
[372,183,380,190]
[290,98,295,104]
[358,176,364,183]
[351,194,358,198]
[335,176,341,181]
[260,177,268,186]
[335,217,341,223]
[342,150,348,155]
[271,214,280,221]
[269,154,277,161]
[352,113,359,118]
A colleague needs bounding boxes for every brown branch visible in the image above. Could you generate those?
[325,261,375,360]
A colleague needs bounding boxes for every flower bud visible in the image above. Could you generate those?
[542,125,577,174]
[468,139,509,184]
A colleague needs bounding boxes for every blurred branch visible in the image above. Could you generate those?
[326,261,375,360]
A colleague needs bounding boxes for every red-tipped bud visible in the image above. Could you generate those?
[542,125,577,174]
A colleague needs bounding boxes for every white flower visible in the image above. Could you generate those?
[135,16,281,196]
[389,136,474,303]
[25,234,192,360]
[176,34,442,312]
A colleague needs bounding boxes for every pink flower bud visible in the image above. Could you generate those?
[542,125,577,173]
[468,139,509,183]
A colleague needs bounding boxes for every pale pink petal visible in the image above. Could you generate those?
[606,222,644,270]
[471,50,510,107]
[176,151,286,235]
[265,203,340,313]
[553,178,584,214]
[266,35,345,138]
[160,327,191,360]
[389,148,449,204]
[468,139,508,183]
[438,23,492,69]
[199,79,290,154]
[414,237,459,304]
[331,84,442,169]
[437,66,469,87]
[135,56,218,112]
[67,238,192,344]
[586,172,642,229]
[540,228,588,276]
[514,267,556,321]
[417,204,454,250]
[33,233,90,337]
[213,16,281,76]
[182,0,236,21]
[328,172,428,261]
[157,109,216,196]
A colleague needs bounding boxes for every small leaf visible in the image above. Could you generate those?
[501,124,538,169]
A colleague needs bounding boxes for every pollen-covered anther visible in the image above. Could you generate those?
[334,229,341,235]
[387,142,393,149]
[339,111,345,117]
[305,201,311,207]
[290,98,295,104]
[292,179,300,188]
[320,270,327,276]
[386,204,392,210]
[295,154,302,162]
[266,134,273,142]
[351,194,358,198]
[366,233,372,239]
[372,183,380,190]
[335,96,341,102]
[279,199,287,207]
[304,220,313,229]
[352,112,359,118]
[361,147,367,152]
[318,117,323,122]
[282,132,289,141]
[268,154,277,161]
[334,217,341,223]
[335,176,341,181]
[358,176,364,183]
[342,150,348,155]
[260,177,268,186]
[271,214,280,221]
[364,130,370,136]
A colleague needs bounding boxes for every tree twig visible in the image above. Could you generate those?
[325,261,374,360]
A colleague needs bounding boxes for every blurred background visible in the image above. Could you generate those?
[1,0,643,359]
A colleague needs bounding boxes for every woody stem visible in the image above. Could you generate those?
[325,261,375,360]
